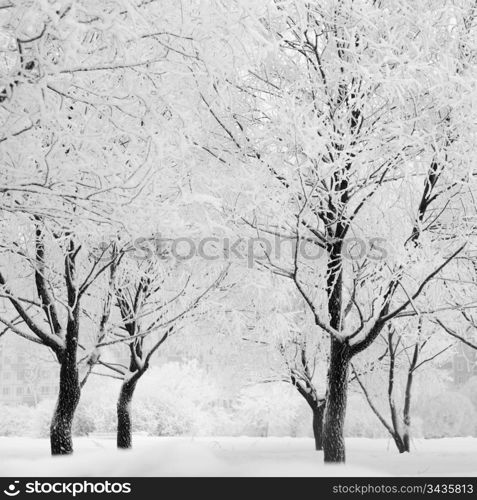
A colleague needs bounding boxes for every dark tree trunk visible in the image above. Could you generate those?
[50,357,81,455]
[312,403,325,451]
[51,246,81,456]
[392,433,407,454]
[323,338,349,463]
[322,239,349,463]
[115,292,149,450]
[401,345,418,453]
[291,375,325,452]
[402,433,410,453]
[387,326,407,454]
[117,378,139,449]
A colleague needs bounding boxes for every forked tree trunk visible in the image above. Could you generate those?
[323,338,350,463]
[390,339,416,453]
[51,249,81,456]
[392,433,407,454]
[117,378,139,449]
[50,357,81,455]
[353,332,418,454]
[292,376,326,451]
[312,403,325,451]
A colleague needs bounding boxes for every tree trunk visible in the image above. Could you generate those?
[323,338,349,463]
[322,238,349,463]
[392,433,407,454]
[402,432,410,453]
[401,347,418,454]
[117,379,138,449]
[291,375,325,451]
[50,240,82,456]
[50,359,81,455]
[312,403,325,451]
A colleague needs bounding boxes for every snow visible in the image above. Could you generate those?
[1,436,477,477]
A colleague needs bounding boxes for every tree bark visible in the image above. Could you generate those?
[117,378,139,449]
[392,433,407,454]
[291,372,325,451]
[50,357,81,455]
[312,403,325,451]
[387,328,406,453]
[323,337,350,463]
[402,345,418,453]
[322,239,349,463]
[402,433,410,453]
[50,244,81,456]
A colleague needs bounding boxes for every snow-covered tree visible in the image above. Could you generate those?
[231,278,328,450]
[191,0,476,462]
[0,0,209,454]
[0,217,122,454]
[89,246,230,449]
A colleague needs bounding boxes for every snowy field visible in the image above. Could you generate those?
[0,436,476,477]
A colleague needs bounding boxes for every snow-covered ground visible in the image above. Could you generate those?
[0,436,476,477]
